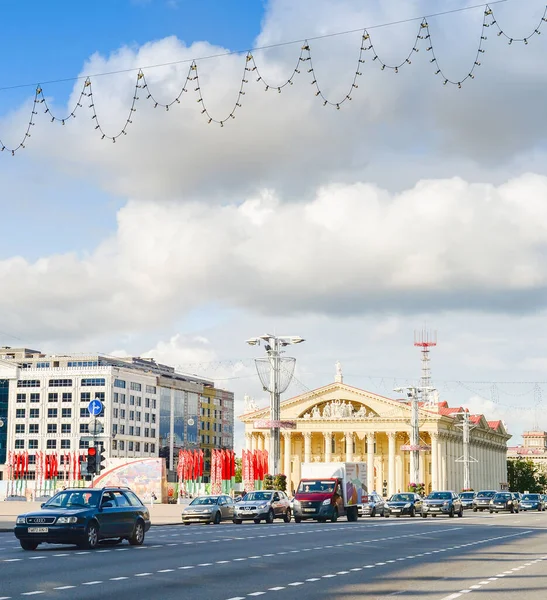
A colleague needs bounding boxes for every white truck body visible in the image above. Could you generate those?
[300,462,368,507]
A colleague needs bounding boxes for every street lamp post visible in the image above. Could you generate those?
[246,334,304,475]
[394,386,423,488]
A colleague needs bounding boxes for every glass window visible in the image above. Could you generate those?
[145,413,150,423]
[47,408,58,418]
[120,425,125,434]
[136,397,142,407]
[151,428,156,437]
[15,424,25,433]
[15,439,25,449]
[112,440,118,450]
[114,379,126,389]
[119,441,125,451]
[135,442,140,451]
[29,424,38,434]
[129,411,135,421]
[61,408,72,418]
[114,408,119,418]
[80,392,91,402]
[29,409,39,419]
[79,439,89,449]
[62,392,72,402]
[81,378,105,387]
[144,442,149,452]
[120,409,126,419]
[112,424,118,434]
[16,409,25,418]
[113,393,118,403]
[48,392,58,402]
[47,424,58,434]
[128,441,134,451]
[146,385,156,394]
[36,362,50,368]
[49,379,73,387]
[61,423,71,434]
[79,407,88,418]
[28,439,38,449]
[125,490,144,507]
[47,439,57,449]
[30,393,40,402]
[136,411,141,422]
[145,398,150,408]
[120,394,126,404]
[16,393,26,402]
[136,426,141,436]
[61,440,71,449]
[80,423,89,434]
[17,380,40,387]
[144,427,149,437]
[150,443,155,453]
[130,396,135,406]
[67,361,98,367]
[130,382,142,392]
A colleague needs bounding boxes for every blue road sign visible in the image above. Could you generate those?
[88,399,103,417]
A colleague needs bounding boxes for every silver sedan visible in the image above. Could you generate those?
[182,495,235,525]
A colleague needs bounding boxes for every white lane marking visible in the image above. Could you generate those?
[53,554,69,557]
[22,593,45,596]
[82,581,102,585]
[322,574,336,578]
[306,578,320,582]
[54,586,76,590]
[135,573,152,577]
[110,577,129,580]
[28,557,46,560]
[3,559,22,562]
[248,595,266,598]
[216,560,231,564]
[288,582,304,586]
[268,587,285,591]
[158,569,175,572]
[179,566,194,569]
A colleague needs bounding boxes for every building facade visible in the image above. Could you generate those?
[200,386,235,478]
[240,379,510,495]
[0,347,234,481]
[507,431,547,473]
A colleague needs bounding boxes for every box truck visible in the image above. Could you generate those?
[293,462,367,523]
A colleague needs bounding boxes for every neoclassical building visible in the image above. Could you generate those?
[240,376,510,496]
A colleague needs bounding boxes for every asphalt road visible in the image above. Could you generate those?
[0,511,545,600]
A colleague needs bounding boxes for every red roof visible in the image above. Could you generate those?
[488,420,502,430]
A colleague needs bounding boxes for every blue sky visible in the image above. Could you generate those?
[0,0,266,259]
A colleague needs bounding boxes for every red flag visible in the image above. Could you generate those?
[193,450,199,480]
[199,449,204,477]
[24,451,29,476]
[231,450,236,478]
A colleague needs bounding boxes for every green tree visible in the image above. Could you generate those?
[507,458,546,493]
[234,458,242,484]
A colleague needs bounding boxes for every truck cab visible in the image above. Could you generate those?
[293,478,346,522]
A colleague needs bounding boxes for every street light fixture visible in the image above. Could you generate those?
[394,386,421,487]
[247,334,305,475]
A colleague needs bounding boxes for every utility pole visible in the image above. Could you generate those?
[395,386,420,486]
[246,334,304,475]
[455,411,477,490]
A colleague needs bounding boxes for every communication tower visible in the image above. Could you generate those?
[414,329,437,407]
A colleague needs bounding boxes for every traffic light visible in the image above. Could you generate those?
[87,447,97,474]
[98,447,106,474]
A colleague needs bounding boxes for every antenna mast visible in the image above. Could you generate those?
[414,329,437,407]
[455,411,478,490]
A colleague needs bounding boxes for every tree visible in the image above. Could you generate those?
[507,458,547,493]
[234,458,242,484]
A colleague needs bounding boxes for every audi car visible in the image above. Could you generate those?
[384,493,423,517]
[422,491,463,518]
[182,495,235,524]
[472,490,497,512]
[14,487,151,551]
[233,490,291,523]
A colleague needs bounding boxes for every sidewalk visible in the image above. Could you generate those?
[0,502,185,532]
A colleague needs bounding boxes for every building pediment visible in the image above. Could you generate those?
[240,382,440,423]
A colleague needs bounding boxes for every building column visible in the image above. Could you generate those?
[245,432,252,451]
[367,432,375,493]
[440,435,447,490]
[250,433,257,452]
[431,432,439,491]
[283,431,292,477]
[345,432,354,462]
[324,432,332,462]
[419,451,426,488]
[388,432,396,496]
[304,432,312,464]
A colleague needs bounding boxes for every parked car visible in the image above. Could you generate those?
[233,490,291,524]
[384,493,423,518]
[472,490,497,512]
[14,487,150,551]
[181,495,235,525]
[459,491,476,509]
[359,492,385,517]
[519,493,546,511]
[422,491,463,518]
[489,491,519,513]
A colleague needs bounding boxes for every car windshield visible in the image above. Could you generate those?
[522,494,540,501]
[494,493,511,500]
[244,492,273,501]
[460,492,475,499]
[190,496,219,505]
[477,491,496,498]
[44,490,101,509]
[390,494,414,502]
[297,481,335,494]
[427,492,451,500]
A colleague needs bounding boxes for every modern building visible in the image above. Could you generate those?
[0,347,234,481]
[507,431,547,473]
[239,369,511,495]
[200,385,235,477]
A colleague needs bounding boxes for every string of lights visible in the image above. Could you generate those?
[1,3,546,153]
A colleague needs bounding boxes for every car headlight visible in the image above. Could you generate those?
[16,517,26,525]
[322,498,331,506]
[258,503,268,509]
[56,516,78,524]
[443,502,450,506]
[404,503,411,508]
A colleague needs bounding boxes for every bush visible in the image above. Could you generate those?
[274,474,287,492]
[263,474,274,490]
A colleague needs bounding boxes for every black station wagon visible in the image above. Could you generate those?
[14,487,151,551]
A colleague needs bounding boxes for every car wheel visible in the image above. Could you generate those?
[510,506,514,514]
[82,521,99,549]
[284,509,291,523]
[489,509,494,514]
[473,508,477,512]
[20,540,39,551]
[183,522,191,525]
[213,511,221,525]
[458,508,463,518]
[294,516,302,523]
[331,508,339,523]
[449,507,455,518]
[410,507,416,518]
[371,507,376,518]
[233,519,242,524]
[129,520,145,546]
[253,518,261,524]
[421,513,427,518]
[432,514,437,517]
[384,512,390,518]
[266,509,275,524]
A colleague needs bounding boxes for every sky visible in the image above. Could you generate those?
[1,0,547,450]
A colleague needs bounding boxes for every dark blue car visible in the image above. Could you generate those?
[14,487,151,551]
